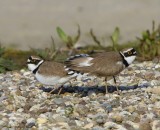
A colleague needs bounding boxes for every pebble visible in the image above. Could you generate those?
[37,118,48,124]
[112,115,123,123]
[139,121,152,130]
[0,120,7,128]
[26,118,36,128]
[53,98,65,105]
[104,121,127,130]
[52,114,68,122]
[152,120,160,130]
[0,61,160,129]
[92,126,105,130]
[151,80,160,86]
[83,122,94,129]
[127,106,136,113]
[95,115,105,124]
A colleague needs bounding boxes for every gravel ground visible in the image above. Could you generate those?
[0,61,160,130]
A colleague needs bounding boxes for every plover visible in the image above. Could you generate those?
[27,56,77,93]
[64,48,137,93]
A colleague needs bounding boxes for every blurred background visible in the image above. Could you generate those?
[0,0,160,50]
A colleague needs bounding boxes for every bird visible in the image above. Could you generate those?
[64,48,137,93]
[27,56,78,94]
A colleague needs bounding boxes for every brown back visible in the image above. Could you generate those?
[38,61,67,77]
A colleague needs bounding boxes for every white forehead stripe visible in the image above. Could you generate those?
[123,48,133,53]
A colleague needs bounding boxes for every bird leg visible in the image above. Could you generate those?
[104,77,108,94]
[57,85,64,95]
[49,84,62,94]
[49,79,73,95]
[113,76,117,84]
[113,76,121,95]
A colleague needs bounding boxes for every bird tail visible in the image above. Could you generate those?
[64,54,90,75]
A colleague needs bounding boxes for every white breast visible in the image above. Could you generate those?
[35,72,73,85]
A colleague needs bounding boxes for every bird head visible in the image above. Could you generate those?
[120,48,137,65]
[27,56,44,72]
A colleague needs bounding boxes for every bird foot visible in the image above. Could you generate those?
[115,86,122,95]
[49,85,62,95]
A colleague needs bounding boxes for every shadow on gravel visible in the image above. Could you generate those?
[39,83,150,96]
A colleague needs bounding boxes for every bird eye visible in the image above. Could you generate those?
[128,51,132,55]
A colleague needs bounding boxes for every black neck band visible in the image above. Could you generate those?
[119,52,129,67]
[33,61,43,74]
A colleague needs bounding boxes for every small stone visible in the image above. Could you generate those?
[23,71,31,76]
[53,98,65,105]
[0,120,7,127]
[155,101,160,109]
[131,113,140,123]
[29,104,41,112]
[151,80,160,86]
[83,122,94,129]
[56,107,65,114]
[146,87,160,95]
[155,64,160,69]
[75,104,89,116]
[54,122,70,129]
[92,126,105,130]
[6,105,14,111]
[144,72,154,79]
[102,103,112,113]
[127,106,135,113]
[52,114,68,122]
[136,106,147,115]
[123,122,135,130]
[88,90,97,98]
[125,121,139,129]
[2,127,11,130]
[75,120,84,127]
[135,70,141,73]
[104,121,127,130]
[26,118,36,128]
[95,115,105,125]
[139,121,152,130]
[65,105,74,116]
[112,115,123,123]
[152,120,160,130]
[37,118,47,124]
[119,111,132,116]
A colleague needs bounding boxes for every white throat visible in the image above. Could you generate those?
[120,51,136,65]
[124,55,136,65]
[28,60,44,72]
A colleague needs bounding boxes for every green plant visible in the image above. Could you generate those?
[56,25,80,49]
[137,21,160,60]
[0,44,5,56]
[110,27,120,51]
[30,36,58,60]
[0,58,16,73]
[90,29,103,47]
[0,45,17,73]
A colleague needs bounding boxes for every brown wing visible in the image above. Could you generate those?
[38,61,67,77]
[66,52,125,77]
[90,52,124,76]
